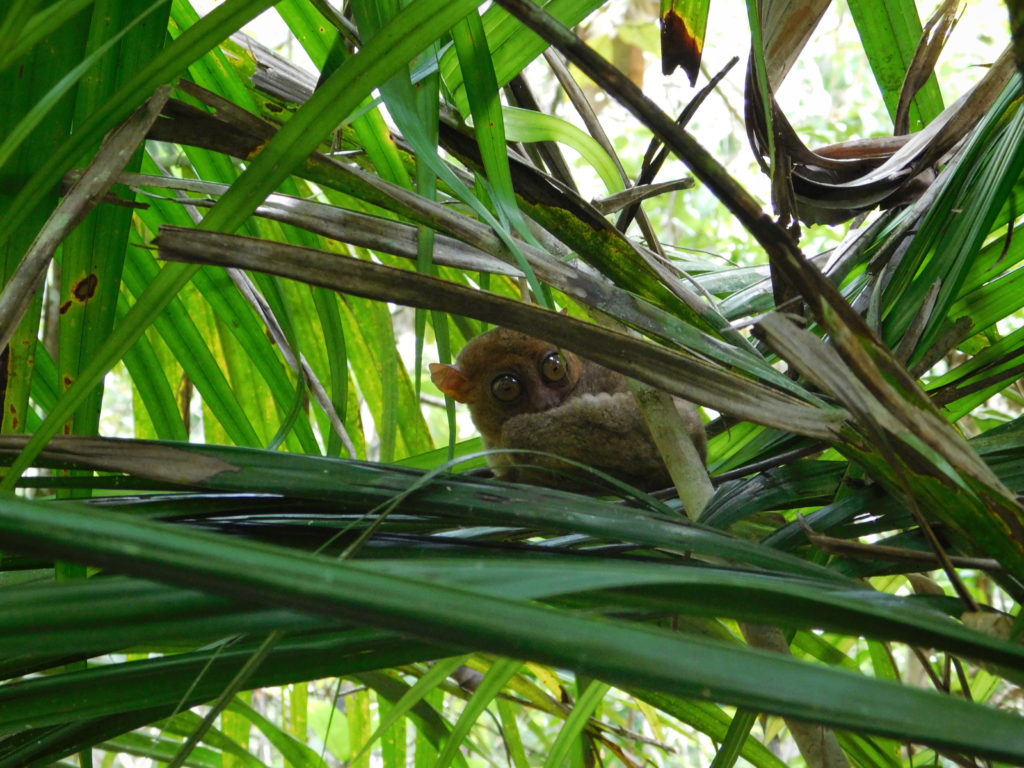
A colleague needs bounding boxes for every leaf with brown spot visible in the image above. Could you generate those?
[72,273,98,302]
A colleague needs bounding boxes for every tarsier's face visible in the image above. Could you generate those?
[487,347,570,408]
[428,328,582,442]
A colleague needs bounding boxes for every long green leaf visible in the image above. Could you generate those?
[1,497,1023,761]
[846,0,943,129]
[1,0,483,490]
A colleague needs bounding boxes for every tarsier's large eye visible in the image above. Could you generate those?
[491,374,523,402]
[540,352,567,383]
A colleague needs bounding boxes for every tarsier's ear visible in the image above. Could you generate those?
[429,363,475,403]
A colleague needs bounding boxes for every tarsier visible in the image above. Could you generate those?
[429,327,706,491]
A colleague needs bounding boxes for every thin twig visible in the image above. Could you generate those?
[797,516,1004,573]
[542,49,663,256]
[619,56,739,233]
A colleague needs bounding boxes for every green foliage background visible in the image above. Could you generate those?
[0,0,1023,766]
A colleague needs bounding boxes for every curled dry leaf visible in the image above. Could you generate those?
[747,7,1014,225]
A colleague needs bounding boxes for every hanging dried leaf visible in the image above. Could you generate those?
[894,0,962,135]
[660,0,709,85]
[746,47,1014,224]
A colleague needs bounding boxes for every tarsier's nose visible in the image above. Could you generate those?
[534,389,563,411]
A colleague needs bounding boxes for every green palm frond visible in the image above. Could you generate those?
[1,0,1022,765]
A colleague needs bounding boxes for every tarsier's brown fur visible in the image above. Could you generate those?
[430,327,706,491]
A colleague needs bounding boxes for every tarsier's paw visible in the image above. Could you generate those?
[543,392,645,433]
[498,393,667,489]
